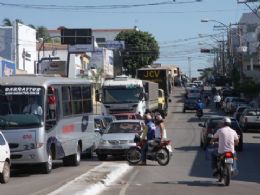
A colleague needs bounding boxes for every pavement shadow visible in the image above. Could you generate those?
[188,142,260,183]
[153,180,221,187]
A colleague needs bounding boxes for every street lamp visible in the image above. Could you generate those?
[201,19,229,29]
[201,18,248,87]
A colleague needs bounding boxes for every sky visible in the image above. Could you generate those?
[0,0,256,77]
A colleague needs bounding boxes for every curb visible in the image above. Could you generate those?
[48,162,133,195]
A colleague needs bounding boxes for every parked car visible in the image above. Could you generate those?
[233,105,249,122]
[199,115,243,151]
[239,108,260,132]
[95,120,144,160]
[183,97,199,113]
[0,131,11,183]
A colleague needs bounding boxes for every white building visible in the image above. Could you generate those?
[0,22,37,74]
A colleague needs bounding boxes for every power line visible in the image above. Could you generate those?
[0,1,201,10]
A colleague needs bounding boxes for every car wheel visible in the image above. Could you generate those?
[97,154,107,161]
[0,161,10,184]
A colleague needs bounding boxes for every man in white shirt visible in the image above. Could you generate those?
[213,93,221,109]
[23,96,43,116]
[210,117,239,176]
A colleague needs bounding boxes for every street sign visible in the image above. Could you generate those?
[105,40,125,49]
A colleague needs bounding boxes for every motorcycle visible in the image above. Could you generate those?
[216,151,236,186]
[126,135,172,166]
[196,109,203,120]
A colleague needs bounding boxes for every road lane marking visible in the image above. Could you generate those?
[119,169,139,195]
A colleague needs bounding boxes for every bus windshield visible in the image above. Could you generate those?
[103,87,143,104]
[0,86,45,129]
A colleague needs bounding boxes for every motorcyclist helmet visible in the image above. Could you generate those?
[223,117,231,126]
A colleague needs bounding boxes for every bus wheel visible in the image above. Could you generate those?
[41,151,53,174]
[63,144,81,166]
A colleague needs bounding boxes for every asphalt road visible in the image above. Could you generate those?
[102,87,260,195]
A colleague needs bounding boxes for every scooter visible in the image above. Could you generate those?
[126,135,172,166]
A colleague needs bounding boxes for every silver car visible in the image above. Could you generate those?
[95,120,143,160]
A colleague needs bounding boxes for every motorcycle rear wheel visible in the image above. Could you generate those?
[156,148,170,166]
[126,148,141,165]
[223,164,231,186]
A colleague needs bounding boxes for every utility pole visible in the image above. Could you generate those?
[188,57,191,79]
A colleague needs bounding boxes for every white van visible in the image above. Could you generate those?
[0,131,10,183]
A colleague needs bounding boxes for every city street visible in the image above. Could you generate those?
[102,87,260,195]
[1,86,260,195]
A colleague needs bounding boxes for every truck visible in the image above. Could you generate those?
[136,67,173,117]
[98,75,159,117]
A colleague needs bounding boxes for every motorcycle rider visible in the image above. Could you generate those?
[196,99,204,116]
[140,113,156,165]
[210,117,239,176]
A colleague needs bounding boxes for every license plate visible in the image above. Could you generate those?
[225,158,233,164]
[166,145,173,153]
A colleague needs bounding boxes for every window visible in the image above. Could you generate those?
[96,37,106,43]
[71,86,82,114]
[0,134,6,145]
[62,85,92,116]
[62,86,72,116]
[82,86,92,113]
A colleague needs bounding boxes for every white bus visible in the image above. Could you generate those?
[0,75,96,173]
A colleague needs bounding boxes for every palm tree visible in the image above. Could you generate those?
[2,18,12,26]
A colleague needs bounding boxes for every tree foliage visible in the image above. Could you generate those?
[115,30,159,77]
[37,26,50,41]
[2,18,12,26]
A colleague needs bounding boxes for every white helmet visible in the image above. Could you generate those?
[223,117,231,125]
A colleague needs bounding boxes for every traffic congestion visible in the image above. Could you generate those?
[1,1,260,195]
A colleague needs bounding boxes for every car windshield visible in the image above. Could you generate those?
[105,122,141,134]
[208,118,223,130]
[0,86,45,129]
